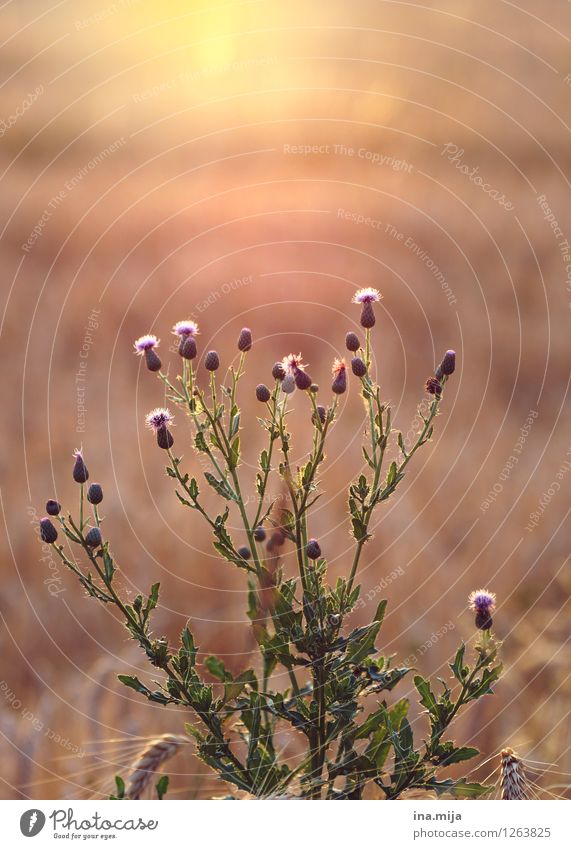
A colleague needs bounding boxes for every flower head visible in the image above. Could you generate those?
[353,288,381,305]
[134,334,159,354]
[331,358,347,394]
[425,376,442,396]
[468,589,496,615]
[440,349,456,376]
[72,449,89,483]
[238,327,253,352]
[145,408,174,432]
[172,320,199,338]
[40,517,58,544]
[281,353,307,376]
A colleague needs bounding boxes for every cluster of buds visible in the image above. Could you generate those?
[426,349,456,396]
[39,450,105,550]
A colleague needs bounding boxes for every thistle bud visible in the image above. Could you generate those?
[40,517,58,544]
[295,370,312,391]
[425,377,442,396]
[440,349,456,375]
[272,361,286,380]
[73,451,89,484]
[87,483,103,504]
[46,499,61,516]
[253,526,266,542]
[306,539,321,560]
[310,383,319,393]
[145,348,162,372]
[345,331,360,352]
[435,365,444,380]
[157,427,174,450]
[351,356,367,377]
[475,610,493,631]
[238,327,252,352]
[281,374,295,394]
[312,405,326,426]
[85,527,102,548]
[256,384,271,402]
[205,350,220,371]
[180,336,197,360]
[332,359,347,394]
[360,302,375,328]
[238,546,251,560]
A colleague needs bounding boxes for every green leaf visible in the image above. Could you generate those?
[155,774,169,799]
[205,655,231,682]
[450,643,468,683]
[204,472,235,501]
[414,675,438,716]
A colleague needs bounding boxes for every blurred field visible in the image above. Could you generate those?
[1,0,570,799]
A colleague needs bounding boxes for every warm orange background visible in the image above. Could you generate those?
[1,0,570,799]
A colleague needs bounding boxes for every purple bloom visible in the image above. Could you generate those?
[468,589,496,615]
[134,334,159,353]
[352,287,381,305]
[172,320,199,338]
[145,408,174,431]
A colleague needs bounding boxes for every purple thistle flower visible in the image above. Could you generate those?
[146,408,174,431]
[331,358,347,394]
[205,351,220,371]
[72,450,89,483]
[353,288,381,328]
[425,377,442,396]
[440,349,456,375]
[238,327,253,352]
[172,320,199,338]
[40,517,58,544]
[295,370,313,391]
[134,335,161,371]
[469,589,496,631]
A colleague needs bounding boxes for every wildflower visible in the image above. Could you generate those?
[40,517,58,544]
[87,483,103,504]
[180,336,197,360]
[237,328,253,352]
[281,353,313,390]
[345,331,360,352]
[272,361,286,381]
[46,499,61,516]
[440,349,456,375]
[295,371,312,390]
[238,546,251,560]
[146,408,175,450]
[172,320,199,339]
[253,526,266,542]
[353,288,381,328]
[72,450,89,483]
[331,358,347,394]
[85,527,102,548]
[306,539,321,560]
[351,356,367,377]
[425,377,442,396]
[134,334,161,372]
[312,405,326,426]
[204,351,220,371]
[469,589,496,631]
[256,384,271,403]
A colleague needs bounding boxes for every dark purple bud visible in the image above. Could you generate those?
[332,367,347,395]
[351,356,367,377]
[87,483,103,504]
[272,362,286,380]
[306,539,321,560]
[435,365,444,380]
[440,349,456,375]
[238,327,252,352]
[360,302,376,328]
[256,383,271,403]
[475,611,493,631]
[40,517,58,544]
[312,405,326,426]
[144,348,162,372]
[310,383,319,393]
[205,350,220,371]
[46,499,61,516]
[269,529,285,548]
[253,526,266,542]
[157,427,174,450]
[345,331,360,352]
[295,370,312,390]
[238,546,251,560]
[281,374,295,394]
[425,377,442,396]
[73,452,89,483]
[85,527,102,548]
[180,336,197,360]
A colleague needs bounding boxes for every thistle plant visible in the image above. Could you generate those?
[40,292,502,800]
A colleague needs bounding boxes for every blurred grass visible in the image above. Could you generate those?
[1,0,570,798]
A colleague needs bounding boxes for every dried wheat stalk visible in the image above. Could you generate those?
[500,747,527,800]
[126,734,187,799]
